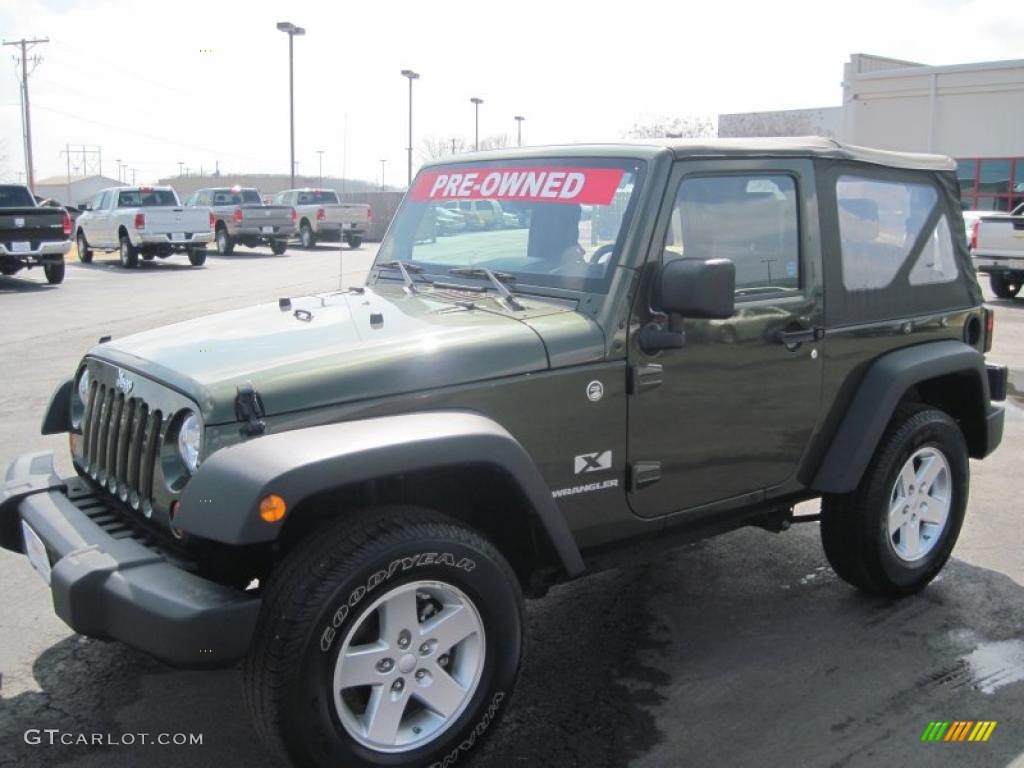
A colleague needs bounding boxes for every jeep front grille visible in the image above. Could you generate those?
[81,381,163,515]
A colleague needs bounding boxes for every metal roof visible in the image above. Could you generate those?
[427,137,956,172]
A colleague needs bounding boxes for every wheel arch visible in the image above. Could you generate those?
[178,411,585,584]
[811,340,994,494]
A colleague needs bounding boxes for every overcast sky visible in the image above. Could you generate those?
[1,0,1021,188]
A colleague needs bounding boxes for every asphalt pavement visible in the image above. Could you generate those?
[0,243,1022,768]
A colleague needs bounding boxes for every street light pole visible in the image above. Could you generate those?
[514,115,525,147]
[276,21,306,188]
[470,97,483,151]
[380,159,386,191]
[400,69,419,188]
[317,149,325,188]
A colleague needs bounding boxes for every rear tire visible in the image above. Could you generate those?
[244,506,523,768]
[270,239,288,256]
[76,231,93,264]
[188,248,207,266]
[821,407,968,596]
[118,234,139,268]
[300,221,315,249]
[216,226,235,256]
[44,260,65,284]
[990,272,1021,299]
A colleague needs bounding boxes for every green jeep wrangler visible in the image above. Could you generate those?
[1,138,1008,768]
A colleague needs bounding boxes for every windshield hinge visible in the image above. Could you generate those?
[235,381,266,437]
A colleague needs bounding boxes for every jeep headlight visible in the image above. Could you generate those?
[71,368,91,429]
[177,410,202,474]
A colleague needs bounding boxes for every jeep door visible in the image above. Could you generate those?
[626,158,824,519]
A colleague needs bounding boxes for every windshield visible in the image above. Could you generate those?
[376,158,644,293]
[0,185,36,207]
[118,189,179,207]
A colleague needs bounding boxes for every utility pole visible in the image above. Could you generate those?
[177,161,184,177]
[380,159,386,191]
[276,22,305,188]
[317,149,325,188]
[514,115,525,147]
[450,138,458,155]
[470,97,483,151]
[3,36,49,193]
[131,168,137,185]
[62,144,71,204]
[400,69,419,187]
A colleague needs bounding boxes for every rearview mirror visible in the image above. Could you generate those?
[655,258,735,319]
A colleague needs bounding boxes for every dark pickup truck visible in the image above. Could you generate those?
[0,184,72,284]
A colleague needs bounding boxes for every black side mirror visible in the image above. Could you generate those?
[656,258,735,318]
[640,258,736,354]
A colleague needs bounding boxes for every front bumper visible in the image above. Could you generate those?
[974,255,1024,273]
[135,232,215,247]
[0,451,260,667]
[0,240,72,262]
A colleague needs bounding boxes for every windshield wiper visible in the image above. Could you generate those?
[377,260,428,293]
[447,267,525,311]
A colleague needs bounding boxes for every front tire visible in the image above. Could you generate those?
[244,507,522,768]
[76,231,93,264]
[990,272,1021,299]
[44,260,65,284]
[118,234,139,268]
[821,407,968,596]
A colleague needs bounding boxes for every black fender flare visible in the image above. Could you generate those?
[41,377,73,435]
[811,340,992,494]
[178,411,585,577]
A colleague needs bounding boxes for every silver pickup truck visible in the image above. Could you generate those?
[75,186,214,268]
[185,187,295,256]
[272,188,370,249]
[972,202,1024,299]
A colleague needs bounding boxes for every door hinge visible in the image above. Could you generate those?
[630,461,662,491]
[628,363,664,394]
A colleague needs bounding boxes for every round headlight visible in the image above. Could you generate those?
[77,368,91,405]
[177,411,202,474]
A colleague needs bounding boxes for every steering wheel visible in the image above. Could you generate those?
[587,243,616,265]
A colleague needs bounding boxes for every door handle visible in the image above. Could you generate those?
[777,326,824,346]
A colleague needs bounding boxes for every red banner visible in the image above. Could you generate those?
[409,167,624,205]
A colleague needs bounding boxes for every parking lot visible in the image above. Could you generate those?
[0,244,1022,768]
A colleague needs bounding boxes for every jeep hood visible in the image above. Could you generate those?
[90,285,604,424]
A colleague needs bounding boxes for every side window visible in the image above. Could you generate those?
[184,193,196,206]
[909,214,959,285]
[836,176,938,291]
[667,174,800,296]
[89,192,104,211]
[99,191,112,209]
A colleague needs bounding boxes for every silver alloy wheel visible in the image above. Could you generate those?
[332,580,485,754]
[300,224,312,248]
[887,446,952,562]
[217,229,227,253]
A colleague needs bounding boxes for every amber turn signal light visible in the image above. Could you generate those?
[259,494,287,523]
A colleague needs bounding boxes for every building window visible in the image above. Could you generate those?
[955,157,1024,212]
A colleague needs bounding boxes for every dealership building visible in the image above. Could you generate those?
[719,54,1024,211]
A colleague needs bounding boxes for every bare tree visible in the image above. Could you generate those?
[627,116,715,139]
[478,134,510,151]
[420,136,468,161]
[718,110,832,138]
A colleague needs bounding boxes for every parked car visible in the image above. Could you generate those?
[441,198,504,229]
[75,186,214,268]
[272,188,370,249]
[2,139,1007,768]
[0,184,72,284]
[185,187,295,256]
[971,201,1024,298]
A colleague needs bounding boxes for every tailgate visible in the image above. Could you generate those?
[0,208,66,245]
[976,217,1024,257]
[241,205,292,228]
[143,207,211,234]
[324,204,370,226]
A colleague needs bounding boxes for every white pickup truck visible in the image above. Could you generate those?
[75,186,214,268]
[972,201,1024,299]
[272,188,370,249]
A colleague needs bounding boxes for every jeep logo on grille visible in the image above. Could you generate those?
[115,369,134,395]
[14,217,24,228]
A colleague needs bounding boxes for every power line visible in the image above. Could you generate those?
[3,36,49,192]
